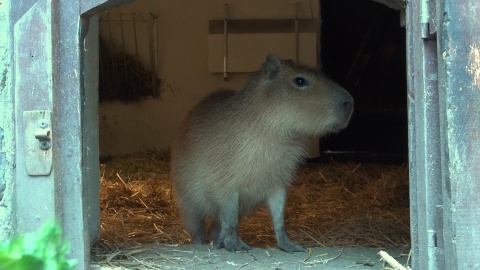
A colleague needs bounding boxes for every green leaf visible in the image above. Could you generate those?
[0,222,78,270]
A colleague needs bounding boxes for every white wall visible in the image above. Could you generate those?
[99,0,319,157]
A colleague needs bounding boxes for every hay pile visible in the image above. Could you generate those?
[99,38,160,102]
[98,151,410,251]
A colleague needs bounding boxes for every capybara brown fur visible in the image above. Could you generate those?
[170,54,354,253]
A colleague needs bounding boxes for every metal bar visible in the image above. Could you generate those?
[223,4,228,80]
[106,11,112,42]
[132,12,140,77]
[106,11,115,75]
[119,13,128,87]
[146,11,157,96]
[152,12,158,97]
[295,3,299,63]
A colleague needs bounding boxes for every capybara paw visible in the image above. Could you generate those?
[278,241,307,253]
[216,235,252,252]
[225,238,252,252]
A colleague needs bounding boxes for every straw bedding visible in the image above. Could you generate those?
[98,151,410,251]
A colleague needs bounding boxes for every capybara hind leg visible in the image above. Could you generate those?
[267,187,307,253]
[215,225,252,251]
[214,193,252,252]
[182,208,205,244]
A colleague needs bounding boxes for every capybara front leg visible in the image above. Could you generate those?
[213,192,252,252]
[267,186,307,253]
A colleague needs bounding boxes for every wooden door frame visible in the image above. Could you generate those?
[11,1,131,268]
[9,0,480,269]
[406,0,480,269]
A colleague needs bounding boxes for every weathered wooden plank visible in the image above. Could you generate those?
[437,0,480,269]
[406,0,444,269]
[53,1,98,268]
[13,0,56,235]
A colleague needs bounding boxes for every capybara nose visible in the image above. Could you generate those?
[343,99,353,111]
[341,95,354,121]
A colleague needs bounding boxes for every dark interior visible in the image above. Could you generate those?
[319,0,408,161]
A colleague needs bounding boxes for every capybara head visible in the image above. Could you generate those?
[245,54,354,137]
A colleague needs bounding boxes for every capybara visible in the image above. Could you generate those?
[170,54,354,253]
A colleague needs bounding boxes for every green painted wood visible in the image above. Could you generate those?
[406,0,444,268]
[437,0,480,269]
[13,0,56,236]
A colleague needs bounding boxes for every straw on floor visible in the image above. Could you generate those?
[97,151,410,251]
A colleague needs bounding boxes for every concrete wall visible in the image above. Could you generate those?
[99,0,319,157]
[0,0,14,242]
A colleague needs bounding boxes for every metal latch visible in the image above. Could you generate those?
[34,119,51,150]
[24,110,53,176]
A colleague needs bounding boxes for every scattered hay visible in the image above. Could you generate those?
[98,151,410,252]
[379,250,412,270]
[282,159,410,248]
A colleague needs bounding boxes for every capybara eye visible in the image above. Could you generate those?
[293,77,309,87]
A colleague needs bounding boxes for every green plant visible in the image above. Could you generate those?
[0,222,77,270]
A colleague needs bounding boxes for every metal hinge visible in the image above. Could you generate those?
[421,0,437,39]
[427,229,438,269]
[24,110,53,176]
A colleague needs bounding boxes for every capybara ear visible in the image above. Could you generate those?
[261,54,282,80]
